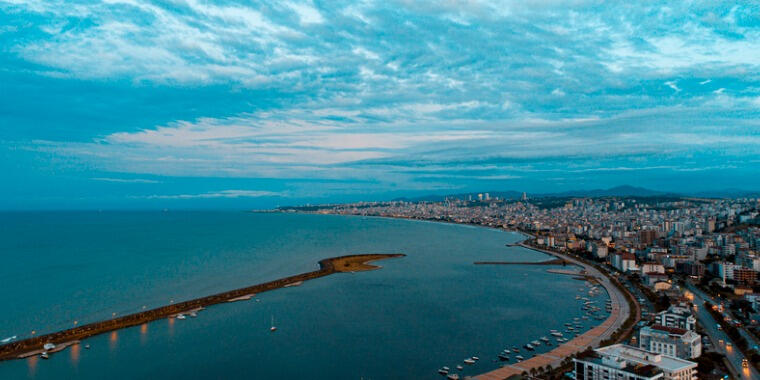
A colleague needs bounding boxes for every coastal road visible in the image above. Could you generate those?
[684,284,759,380]
[475,244,635,380]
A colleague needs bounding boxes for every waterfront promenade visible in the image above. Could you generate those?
[475,243,636,380]
[0,254,404,362]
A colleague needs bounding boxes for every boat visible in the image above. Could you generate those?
[551,332,563,337]
[189,312,197,318]
[531,340,541,346]
[472,356,479,361]
[515,355,524,361]
[176,314,186,320]
[463,358,475,365]
[0,336,16,343]
[270,315,277,332]
[524,344,534,350]
[40,352,49,359]
[540,337,549,342]
[456,365,463,371]
[43,343,56,350]
[498,353,510,361]
[85,344,90,349]
[447,374,459,380]
[511,347,519,353]
[438,367,449,375]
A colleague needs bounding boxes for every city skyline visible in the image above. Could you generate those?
[2,1,760,209]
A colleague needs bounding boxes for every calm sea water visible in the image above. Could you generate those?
[0,212,608,379]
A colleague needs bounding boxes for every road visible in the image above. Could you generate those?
[684,283,759,380]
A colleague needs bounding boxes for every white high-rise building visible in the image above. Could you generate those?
[574,344,697,380]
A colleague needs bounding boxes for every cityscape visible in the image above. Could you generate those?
[2,1,760,379]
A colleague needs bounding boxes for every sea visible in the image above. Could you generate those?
[0,211,609,379]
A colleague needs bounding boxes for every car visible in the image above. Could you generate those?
[742,359,749,369]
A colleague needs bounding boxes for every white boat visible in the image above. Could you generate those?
[516,355,524,361]
[438,367,449,375]
[43,343,56,350]
[456,365,463,371]
[270,315,277,332]
[463,358,475,365]
[551,332,563,337]
[447,374,459,380]
[472,356,479,361]
[524,344,534,350]
[531,340,541,346]
[1,336,16,343]
[40,352,49,359]
[85,344,90,349]
[540,337,549,342]
[176,314,186,320]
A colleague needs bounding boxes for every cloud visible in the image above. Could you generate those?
[2,1,760,199]
[664,81,681,92]
[139,190,281,199]
[91,177,160,183]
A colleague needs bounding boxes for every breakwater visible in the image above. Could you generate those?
[0,253,404,361]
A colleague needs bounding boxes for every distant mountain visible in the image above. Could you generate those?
[390,185,759,203]
[392,185,676,202]
[547,185,671,198]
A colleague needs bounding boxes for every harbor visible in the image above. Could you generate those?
[474,243,636,379]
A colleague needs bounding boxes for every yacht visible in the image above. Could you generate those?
[176,314,186,320]
[40,352,49,359]
[512,347,520,353]
[524,344,534,351]
[456,365,463,371]
[531,340,541,346]
[472,356,479,361]
[438,367,449,375]
[0,336,16,343]
[515,355,524,361]
[498,353,510,361]
[463,358,475,365]
[447,374,459,380]
[551,332,563,337]
[540,337,549,342]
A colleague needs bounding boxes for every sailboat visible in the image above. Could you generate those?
[270,315,277,332]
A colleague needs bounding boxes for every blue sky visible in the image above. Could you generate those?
[1,1,759,209]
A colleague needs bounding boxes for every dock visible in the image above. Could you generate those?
[0,253,404,361]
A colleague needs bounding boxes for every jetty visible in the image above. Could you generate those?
[474,258,567,266]
[0,253,404,362]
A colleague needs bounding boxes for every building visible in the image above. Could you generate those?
[574,344,697,380]
[655,305,696,331]
[639,325,702,359]
[733,267,758,286]
[612,251,638,272]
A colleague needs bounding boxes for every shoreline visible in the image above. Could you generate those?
[276,211,637,378]
[475,242,636,379]
[0,253,404,362]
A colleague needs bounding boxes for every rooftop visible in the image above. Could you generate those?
[595,344,697,372]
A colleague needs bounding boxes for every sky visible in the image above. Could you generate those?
[1,1,760,209]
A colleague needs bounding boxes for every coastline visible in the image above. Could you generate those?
[0,253,404,362]
[278,211,638,378]
[474,242,636,379]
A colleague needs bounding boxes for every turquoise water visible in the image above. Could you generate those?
[0,212,608,379]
